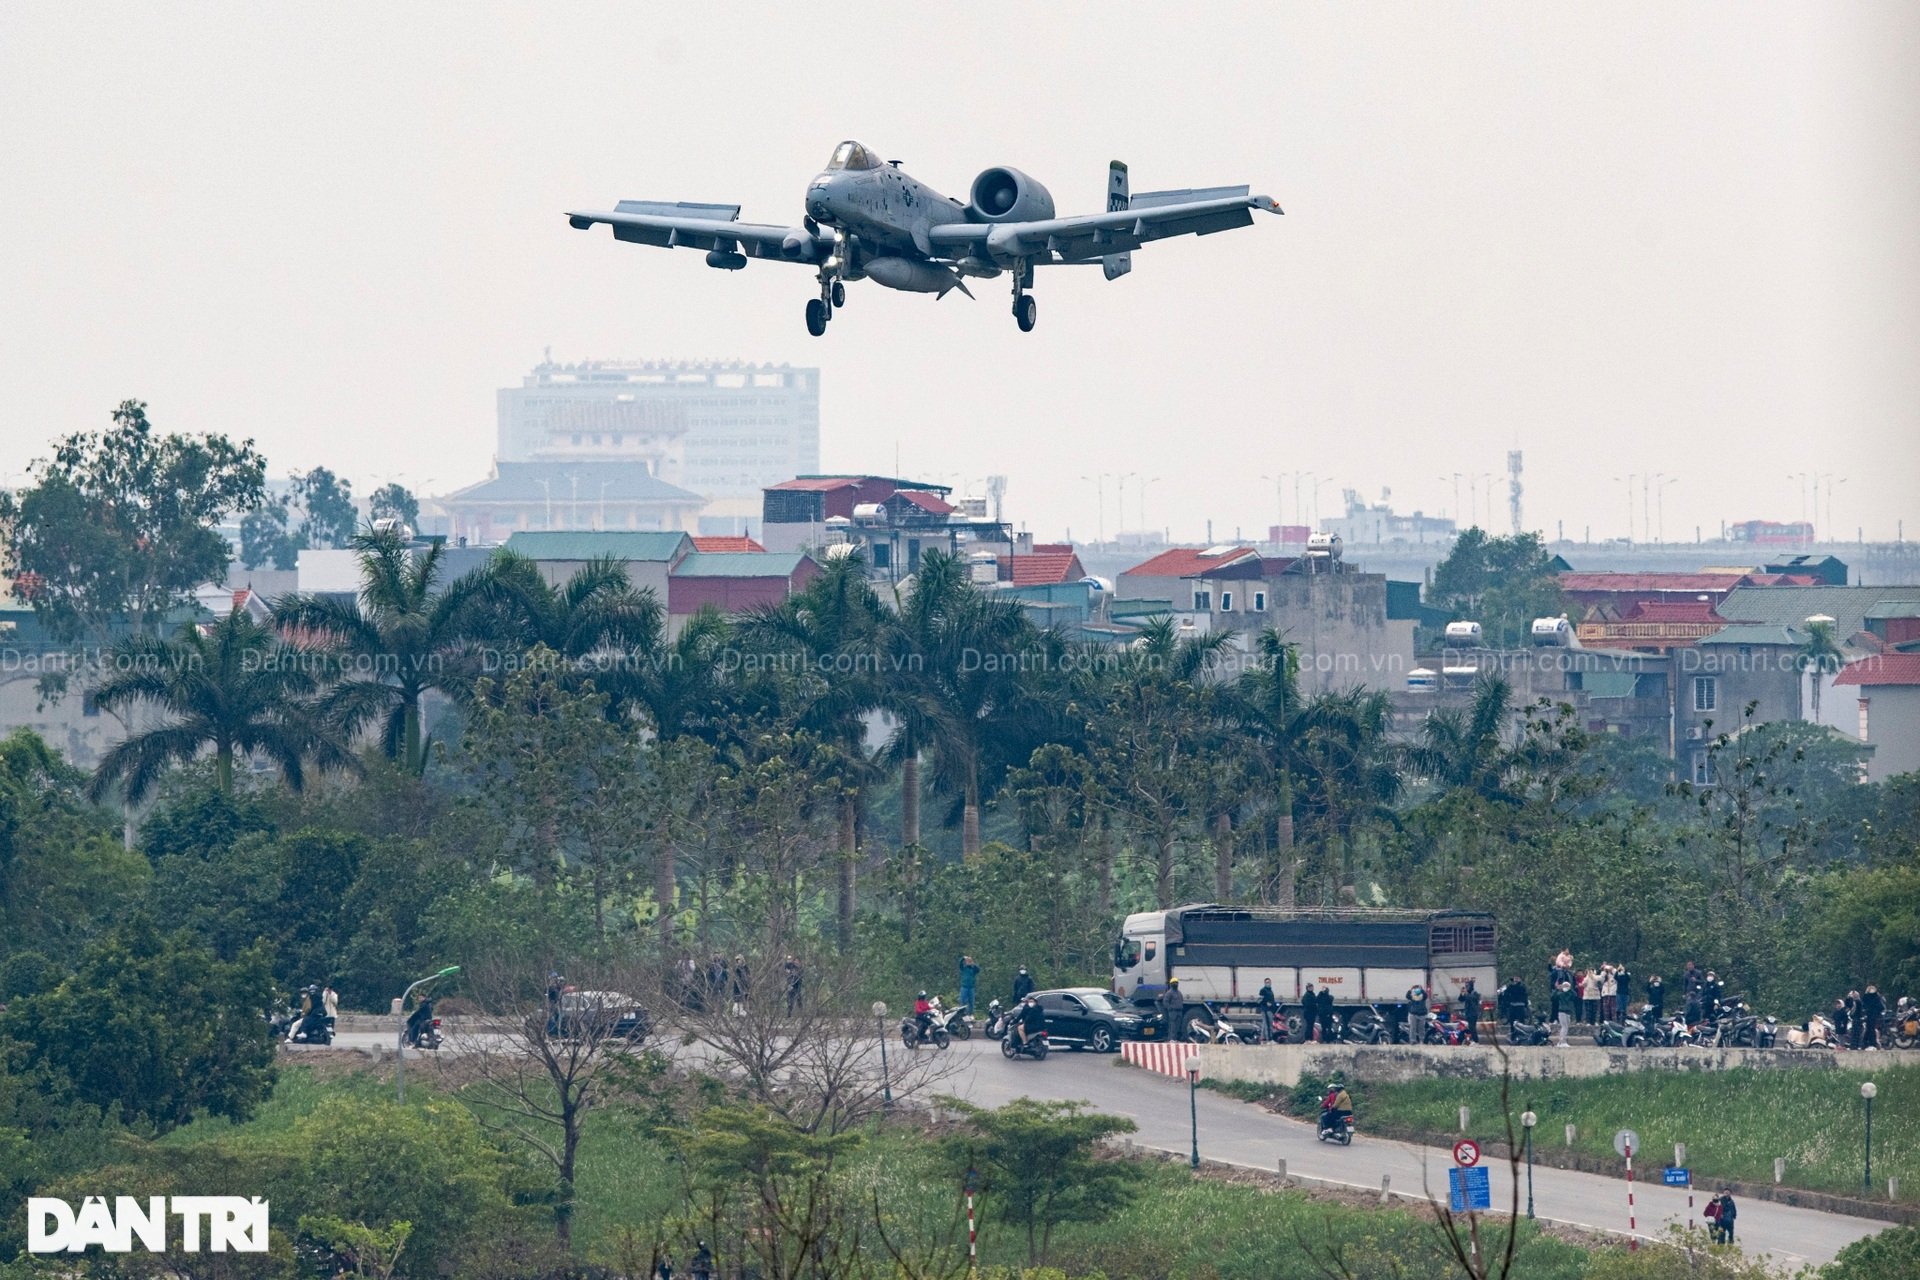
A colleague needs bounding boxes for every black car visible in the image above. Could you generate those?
[554,989,651,1043]
[1032,988,1146,1052]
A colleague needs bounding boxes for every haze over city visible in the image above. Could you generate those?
[3,2,1917,541]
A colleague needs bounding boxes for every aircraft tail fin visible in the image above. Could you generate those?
[1103,161,1132,281]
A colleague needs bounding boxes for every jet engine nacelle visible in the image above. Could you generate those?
[967,167,1055,223]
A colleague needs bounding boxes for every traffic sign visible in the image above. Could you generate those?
[1613,1128,1639,1158]
[1453,1139,1481,1167]
[1449,1166,1493,1212]
[1663,1167,1691,1187]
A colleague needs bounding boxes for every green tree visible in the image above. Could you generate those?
[0,916,277,1131]
[1822,1221,1920,1280]
[473,550,665,694]
[87,605,353,802]
[943,1098,1141,1266]
[0,400,267,641]
[1796,617,1846,725]
[1428,528,1567,649]
[1407,677,1518,802]
[275,528,492,773]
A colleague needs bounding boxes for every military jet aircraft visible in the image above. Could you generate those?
[566,140,1281,336]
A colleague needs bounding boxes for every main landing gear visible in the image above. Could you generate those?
[805,270,849,337]
[1011,262,1036,332]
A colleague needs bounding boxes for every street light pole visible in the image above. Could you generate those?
[1862,1081,1877,1192]
[1185,1055,1202,1168]
[1521,1106,1538,1219]
[395,965,460,1103]
[874,1002,893,1109]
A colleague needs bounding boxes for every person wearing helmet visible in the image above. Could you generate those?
[1011,966,1035,1002]
[913,989,934,1039]
[1319,1077,1353,1136]
[1156,976,1186,1039]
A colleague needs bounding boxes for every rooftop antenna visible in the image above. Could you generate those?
[1507,450,1524,536]
[985,474,1008,523]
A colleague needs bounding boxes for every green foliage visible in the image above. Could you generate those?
[944,1098,1142,1264]
[0,400,267,641]
[1581,1227,1798,1278]
[0,916,277,1132]
[1822,1221,1920,1280]
[367,482,420,530]
[240,467,360,570]
[1428,527,1569,649]
[1346,1066,1919,1202]
[139,774,277,859]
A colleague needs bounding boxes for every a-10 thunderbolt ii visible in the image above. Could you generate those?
[566,140,1281,336]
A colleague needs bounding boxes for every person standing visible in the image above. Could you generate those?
[322,983,339,1024]
[1011,966,1035,1002]
[1460,977,1482,1043]
[1157,977,1185,1040]
[1703,971,1725,1020]
[1645,975,1665,1023]
[1258,978,1281,1043]
[1405,985,1428,1045]
[1554,981,1574,1046]
[1714,1190,1737,1244]
[783,956,803,1013]
[1613,964,1633,1023]
[1860,985,1886,1050]
[958,955,980,1013]
[1299,982,1317,1041]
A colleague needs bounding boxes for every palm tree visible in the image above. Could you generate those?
[1796,618,1845,724]
[273,528,492,773]
[475,550,665,677]
[1406,675,1515,801]
[87,606,352,803]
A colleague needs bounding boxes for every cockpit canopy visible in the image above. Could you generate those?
[826,140,883,172]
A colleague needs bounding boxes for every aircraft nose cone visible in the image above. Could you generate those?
[805,189,829,220]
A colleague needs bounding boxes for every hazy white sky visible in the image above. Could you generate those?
[3,2,1917,544]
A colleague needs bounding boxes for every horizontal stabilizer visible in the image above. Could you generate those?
[1129,184,1249,210]
[614,200,742,221]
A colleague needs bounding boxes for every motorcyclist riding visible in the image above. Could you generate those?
[1320,1079,1353,1136]
[913,990,934,1038]
[1015,993,1045,1049]
[405,995,437,1047]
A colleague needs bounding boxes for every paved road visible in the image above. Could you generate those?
[301,1031,1888,1266]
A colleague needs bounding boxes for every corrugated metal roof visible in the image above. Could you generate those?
[1697,623,1806,647]
[505,530,691,561]
[1560,572,1750,594]
[672,551,812,578]
[1834,652,1920,687]
[692,536,766,552]
[1718,585,1920,638]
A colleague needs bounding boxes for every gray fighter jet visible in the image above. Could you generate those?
[567,140,1281,335]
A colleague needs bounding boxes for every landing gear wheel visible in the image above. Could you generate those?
[831,280,846,308]
[1014,294,1037,332]
[805,297,829,337]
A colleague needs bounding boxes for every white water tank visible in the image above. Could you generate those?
[1444,620,1484,646]
[1306,532,1343,560]
[1530,617,1572,647]
[968,550,999,585]
[851,502,885,524]
[1407,667,1438,693]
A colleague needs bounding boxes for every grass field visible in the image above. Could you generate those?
[1279,1065,1919,1203]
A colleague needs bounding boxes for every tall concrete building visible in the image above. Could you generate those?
[496,357,820,534]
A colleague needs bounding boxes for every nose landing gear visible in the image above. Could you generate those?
[1011,262,1037,332]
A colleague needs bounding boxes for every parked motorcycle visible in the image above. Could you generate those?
[1000,1028,1049,1061]
[1505,1018,1556,1047]
[1593,1015,1650,1048]
[931,998,973,1041]
[1424,1009,1473,1046]
[982,999,1010,1041]
[1645,1015,1696,1048]
[1889,998,1917,1051]
[1186,1000,1244,1046]
[1785,1014,1837,1050]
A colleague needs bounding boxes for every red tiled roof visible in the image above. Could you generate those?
[1833,653,1920,687]
[1258,556,1300,576]
[1123,546,1260,578]
[1622,600,1724,623]
[766,476,862,492]
[1560,572,1751,594]
[692,536,766,552]
[893,490,954,515]
[1001,552,1085,586]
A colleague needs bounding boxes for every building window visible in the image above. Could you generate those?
[1692,676,1717,713]
[1192,590,1211,612]
[1220,591,1234,612]
[1253,591,1266,611]
[1691,751,1715,787]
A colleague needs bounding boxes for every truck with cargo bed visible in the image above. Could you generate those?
[1112,904,1496,1039]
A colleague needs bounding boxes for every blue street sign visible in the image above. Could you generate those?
[1664,1167,1691,1187]
[1449,1166,1493,1212]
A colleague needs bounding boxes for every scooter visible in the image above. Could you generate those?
[1785,1014,1837,1050]
[900,1008,950,1051]
[931,998,973,1041]
[1424,1008,1474,1045]
[1186,1001,1244,1046]
[1505,1018,1555,1047]
[1000,1028,1049,1061]
[982,999,1010,1041]
[1593,1014,1650,1048]
[1317,1109,1356,1145]
[286,1010,335,1046]
[405,999,442,1050]
[1888,998,1917,1050]
[1646,1015,1695,1048]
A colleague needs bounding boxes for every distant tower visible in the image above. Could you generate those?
[1507,450,1524,535]
[986,474,1008,523]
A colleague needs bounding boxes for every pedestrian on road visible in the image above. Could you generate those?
[1554,981,1574,1046]
[958,955,980,1013]
[1860,985,1885,1050]
[546,972,565,1036]
[783,955,803,1013]
[1258,978,1280,1042]
[322,983,339,1023]
[1300,982,1317,1042]
[1011,966,1035,1003]
[1460,977,1482,1043]
[730,954,749,1015]
[1404,985,1427,1045]
[1712,1189,1737,1243]
[1157,977,1185,1040]
[1318,985,1337,1044]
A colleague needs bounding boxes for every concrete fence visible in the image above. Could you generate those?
[1191,1041,1920,1088]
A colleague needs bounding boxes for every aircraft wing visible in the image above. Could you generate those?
[566,200,835,264]
[926,186,1279,265]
